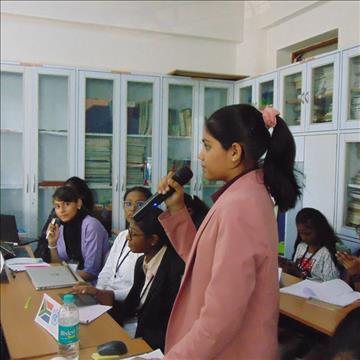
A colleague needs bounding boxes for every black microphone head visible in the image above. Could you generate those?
[172,166,193,186]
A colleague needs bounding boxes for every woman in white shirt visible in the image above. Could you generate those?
[292,207,340,282]
[72,186,152,303]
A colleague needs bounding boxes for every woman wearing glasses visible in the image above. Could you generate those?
[111,207,184,351]
[72,186,152,302]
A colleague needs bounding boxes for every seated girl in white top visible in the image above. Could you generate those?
[72,186,152,303]
[292,207,340,282]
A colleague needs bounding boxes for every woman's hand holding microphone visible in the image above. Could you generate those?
[157,170,186,215]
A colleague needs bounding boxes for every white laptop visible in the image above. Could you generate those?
[26,266,82,290]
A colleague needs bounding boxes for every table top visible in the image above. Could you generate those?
[280,272,360,336]
[0,268,151,359]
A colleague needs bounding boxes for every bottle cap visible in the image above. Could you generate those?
[63,294,74,304]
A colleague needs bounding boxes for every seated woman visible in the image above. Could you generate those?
[35,176,98,262]
[79,207,184,351]
[47,186,109,282]
[282,207,339,281]
[72,186,152,303]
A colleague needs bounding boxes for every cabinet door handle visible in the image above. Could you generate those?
[300,92,305,104]
[33,175,36,193]
[26,174,29,193]
[115,176,119,192]
[305,91,310,103]
[198,182,202,192]
[121,177,125,192]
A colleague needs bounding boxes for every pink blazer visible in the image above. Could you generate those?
[159,170,279,360]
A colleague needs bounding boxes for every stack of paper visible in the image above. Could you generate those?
[280,279,360,307]
[6,257,50,272]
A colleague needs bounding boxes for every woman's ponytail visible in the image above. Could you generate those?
[263,116,302,212]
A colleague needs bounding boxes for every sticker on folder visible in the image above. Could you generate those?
[35,293,61,339]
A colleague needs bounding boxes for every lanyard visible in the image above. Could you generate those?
[139,275,155,304]
[297,245,319,272]
[114,240,131,278]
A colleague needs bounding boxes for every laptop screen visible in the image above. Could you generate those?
[0,214,20,244]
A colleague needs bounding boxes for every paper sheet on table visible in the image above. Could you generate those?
[91,349,164,360]
[78,304,112,324]
[119,349,164,359]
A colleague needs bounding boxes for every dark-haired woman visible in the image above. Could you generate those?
[72,186,152,303]
[292,207,340,282]
[110,207,184,351]
[47,186,109,282]
[154,105,301,359]
[35,176,96,262]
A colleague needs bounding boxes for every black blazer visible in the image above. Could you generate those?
[112,247,184,351]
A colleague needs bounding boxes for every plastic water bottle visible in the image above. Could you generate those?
[58,294,79,360]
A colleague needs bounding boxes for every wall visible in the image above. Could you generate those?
[1,13,238,75]
[237,1,360,76]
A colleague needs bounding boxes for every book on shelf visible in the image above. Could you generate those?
[127,100,152,135]
[86,98,109,110]
[280,278,360,307]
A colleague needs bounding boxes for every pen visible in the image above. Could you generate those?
[24,296,32,310]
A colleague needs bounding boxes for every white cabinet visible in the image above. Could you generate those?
[336,133,360,239]
[161,77,199,197]
[197,80,234,206]
[78,71,120,231]
[0,64,76,236]
[78,71,162,232]
[161,77,234,207]
[283,136,304,259]
[119,74,161,230]
[235,71,278,110]
[340,45,360,129]
[32,67,77,235]
[279,52,340,133]
[302,134,337,226]
[1,64,30,234]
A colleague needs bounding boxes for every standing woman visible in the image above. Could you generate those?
[47,186,109,282]
[156,104,301,359]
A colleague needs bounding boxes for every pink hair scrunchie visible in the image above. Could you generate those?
[262,106,280,129]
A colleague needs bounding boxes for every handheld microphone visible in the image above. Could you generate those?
[132,166,193,222]
[46,217,61,240]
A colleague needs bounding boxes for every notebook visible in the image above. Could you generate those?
[26,266,80,290]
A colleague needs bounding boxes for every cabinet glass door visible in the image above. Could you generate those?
[279,64,306,132]
[306,53,339,131]
[337,134,360,238]
[341,46,360,129]
[235,79,255,106]
[310,64,334,123]
[163,79,197,195]
[344,142,360,229]
[36,70,75,233]
[349,55,360,121]
[200,84,233,206]
[82,75,115,230]
[0,68,27,232]
[126,81,154,189]
[256,73,278,111]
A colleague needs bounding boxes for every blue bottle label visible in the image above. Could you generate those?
[58,324,79,345]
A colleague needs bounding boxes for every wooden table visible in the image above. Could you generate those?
[33,339,152,359]
[0,269,151,359]
[280,272,360,336]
